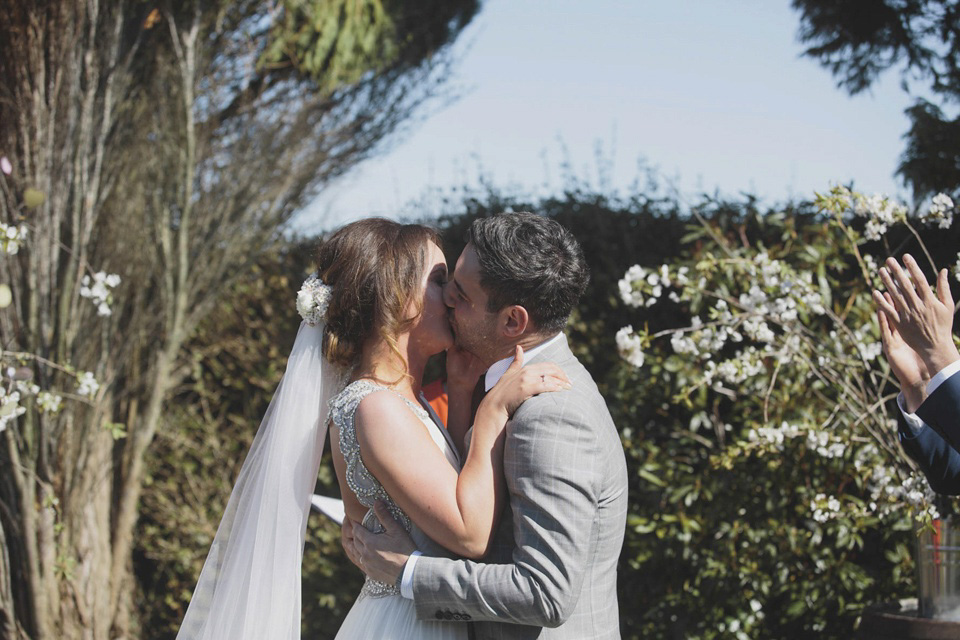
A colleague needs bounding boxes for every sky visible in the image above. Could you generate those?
[294,0,917,233]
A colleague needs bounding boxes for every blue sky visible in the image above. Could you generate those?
[295,0,916,233]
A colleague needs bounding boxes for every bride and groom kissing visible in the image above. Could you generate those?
[176,213,629,640]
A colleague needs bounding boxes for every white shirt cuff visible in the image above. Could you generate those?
[399,551,421,599]
[897,392,926,435]
[926,359,960,396]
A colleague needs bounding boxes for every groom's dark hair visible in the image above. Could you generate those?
[467,212,589,334]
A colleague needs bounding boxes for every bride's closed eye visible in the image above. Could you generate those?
[429,268,448,287]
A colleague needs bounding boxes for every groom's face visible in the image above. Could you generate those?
[444,243,500,364]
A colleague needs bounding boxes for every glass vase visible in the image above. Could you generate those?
[917,516,960,620]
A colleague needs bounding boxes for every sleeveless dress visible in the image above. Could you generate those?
[331,380,468,640]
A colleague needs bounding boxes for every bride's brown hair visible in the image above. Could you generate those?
[315,218,441,373]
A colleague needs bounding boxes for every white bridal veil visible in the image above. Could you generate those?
[177,320,341,640]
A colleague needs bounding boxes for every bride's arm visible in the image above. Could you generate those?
[357,356,570,560]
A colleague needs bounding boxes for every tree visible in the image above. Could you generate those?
[0,1,478,637]
[791,0,960,198]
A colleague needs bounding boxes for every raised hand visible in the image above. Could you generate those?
[873,254,960,377]
[878,302,930,412]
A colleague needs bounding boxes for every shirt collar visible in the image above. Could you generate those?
[484,333,564,391]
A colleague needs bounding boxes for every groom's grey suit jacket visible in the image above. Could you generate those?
[411,335,629,639]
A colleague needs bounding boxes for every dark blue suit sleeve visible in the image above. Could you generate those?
[899,371,960,495]
[898,416,960,495]
[916,370,960,453]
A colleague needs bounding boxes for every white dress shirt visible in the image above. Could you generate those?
[400,333,564,599]
[897,358,960,434]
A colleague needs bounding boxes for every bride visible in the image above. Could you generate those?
[175,218,569,640]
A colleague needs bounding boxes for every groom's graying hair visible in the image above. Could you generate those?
[468,213,589,334]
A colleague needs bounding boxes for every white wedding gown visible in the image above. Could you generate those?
[330,380,468,640]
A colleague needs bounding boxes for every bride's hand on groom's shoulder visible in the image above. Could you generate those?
[481,346,572,422]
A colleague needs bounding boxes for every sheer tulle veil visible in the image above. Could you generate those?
[176,319,343,640]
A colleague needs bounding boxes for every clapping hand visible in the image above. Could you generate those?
[878,299,931,412]
[873,254,960,411]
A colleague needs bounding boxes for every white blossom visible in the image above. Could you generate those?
[618,265,648,308]
[747,422,804,451]
[806,430,845,458]
[15,381,39,396]
[920,193,955,229]
[864,219,887,241]
[76,371,99,398]
[858,341,882,362]
[852,192,906,225]
[738,286,768,312]
[0,222,28,255]
[36,391,63,414]
[716,347,764,384]
[743,317,775,343]
[0,389,26,433]
[79,271,121,316]
[616,326,645,368]
[810,493,843,524]
[670,331,698,355]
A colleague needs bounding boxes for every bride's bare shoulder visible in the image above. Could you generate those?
[353,389,424,434]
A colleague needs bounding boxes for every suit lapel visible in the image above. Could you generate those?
[419,394,464,467]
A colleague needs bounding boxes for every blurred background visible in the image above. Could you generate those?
[2,1,959,639]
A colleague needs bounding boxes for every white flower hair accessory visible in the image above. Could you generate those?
[296,274,332,326]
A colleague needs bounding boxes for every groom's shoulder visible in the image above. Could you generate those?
[513,363,607,425]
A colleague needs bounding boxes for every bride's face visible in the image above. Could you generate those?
[406,241,454,356]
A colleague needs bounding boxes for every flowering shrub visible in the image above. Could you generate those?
[618,187,958,522]
[614,187,960,637]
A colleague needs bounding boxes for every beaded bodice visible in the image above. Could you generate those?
[329,379,460,598]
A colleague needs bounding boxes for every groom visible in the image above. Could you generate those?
[346,213,629,639]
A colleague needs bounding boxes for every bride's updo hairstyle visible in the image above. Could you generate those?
[315,218,441,370]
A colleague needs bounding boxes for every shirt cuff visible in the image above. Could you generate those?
[399,551,421,600]
[926,358,960,396]
[897,392,927,435]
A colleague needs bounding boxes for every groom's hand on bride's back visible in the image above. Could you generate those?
[340,517,363,572]
[351,501,418,585]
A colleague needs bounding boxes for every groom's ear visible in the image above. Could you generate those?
[500,305,530,338]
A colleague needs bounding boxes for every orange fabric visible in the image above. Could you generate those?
[422,378,448,428]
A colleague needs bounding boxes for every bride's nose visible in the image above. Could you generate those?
[442,281,456,309]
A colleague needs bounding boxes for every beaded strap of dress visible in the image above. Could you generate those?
[329,379,429,598]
